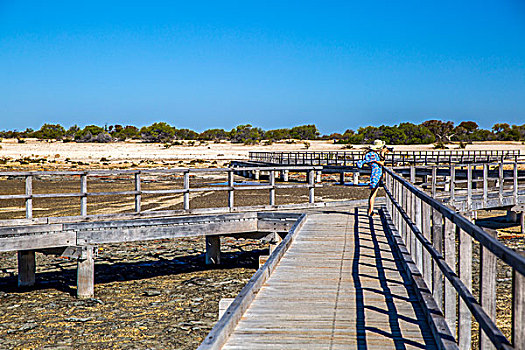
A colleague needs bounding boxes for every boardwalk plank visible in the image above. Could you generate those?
[222,207,439,349]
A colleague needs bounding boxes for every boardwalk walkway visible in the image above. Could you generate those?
[222,207,437,349]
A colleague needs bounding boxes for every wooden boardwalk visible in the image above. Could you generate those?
[222,207,437,349]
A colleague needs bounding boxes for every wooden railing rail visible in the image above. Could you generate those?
[0,166,323,223]
[400,161,525,210]
[383,167,525,349]
[249,150,523,166]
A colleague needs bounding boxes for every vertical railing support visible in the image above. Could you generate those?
[467,165,472,211]
[308,169,315,204]
[269,170,276,206]
[483,163,488,206]
[80,173,87,216]
[514,161,518,204]
[499,162,504,203]
[480,229,497,350]
[135,172,141,213]
[458,221,473,349]
[228,170,234,209]
[184,171,190,211]
[513,251,525,349]
[432,209,444,310]
[444,218,457,335]
[25,175,33,220]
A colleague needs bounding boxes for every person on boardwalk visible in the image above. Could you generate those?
[357,139,392,217]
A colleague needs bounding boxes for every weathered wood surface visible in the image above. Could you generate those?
[221,207,438,349]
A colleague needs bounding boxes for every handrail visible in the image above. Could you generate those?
[0,166,323,224]
[383,166,525,348]
[384,167,525,276]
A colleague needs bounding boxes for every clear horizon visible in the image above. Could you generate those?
[1,1,525,134]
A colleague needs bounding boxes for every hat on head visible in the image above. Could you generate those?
[370,139,387,150]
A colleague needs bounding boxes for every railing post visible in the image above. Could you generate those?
[467,164,472,210]
[228,170,235,209]
[406,190,413,252]
[480,228,497,350]
[432,209,444,310]
[444,218,457,336]
[513,251,525,349]
[499,162,504,203]
[269,170,275,206]
[458,219,473,349]
[422,201,432,288]
[25,174,33,220]
[184,171,190,210]
[451,165,456,203]
[410,165,416,183]
[135,172,141,213]
[432,166,437,197]
[483,163,488,206]
[308,169,315,204]
[414,197,423,272]
[80,173,87,216]
[514,161,518,204]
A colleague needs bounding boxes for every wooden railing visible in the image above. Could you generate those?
[249,150,522,166]
[0,166,322,225]
[383,167,525,349]
[398,162,525,211]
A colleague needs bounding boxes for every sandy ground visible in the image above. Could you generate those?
[0,139,523,166]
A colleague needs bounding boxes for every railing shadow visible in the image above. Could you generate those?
[352,207,437,349]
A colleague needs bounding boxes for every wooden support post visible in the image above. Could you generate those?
[480,228,497,350]
[135,172,141,213]
[339,172,345,185]
[308,170,315,204]
[451,166,456,203]
[422,201,432,288]
[228,171,234,209]
[316,171,322,183]
[77,246,95,298]
[353,172,359,185]
[80,173,87,216]
[25,175,32,220]
[205,236,221,265]
[514,162,518,204]
[521,212,525,234]
[269,170,275,206]
[431,166,437,197]
[467,165,472,211]
[414,197,423,272]
[483,164,488,206]
[183,171,190,210]
[444,218,457,336]
[402,185,408,242]
[410,166,416,183]
[280,169,289,182]
[512,251,525,349]
[17,250,35,287]
[406,190,413,253]
[499,162,504,203]
[458,221,473,349]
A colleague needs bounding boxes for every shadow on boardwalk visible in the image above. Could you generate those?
[352,207,436,349]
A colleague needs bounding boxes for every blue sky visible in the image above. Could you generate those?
[1,1,524,134]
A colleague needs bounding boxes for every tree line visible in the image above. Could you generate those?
[1,120,524,145]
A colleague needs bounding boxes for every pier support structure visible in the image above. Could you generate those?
[77,246,95,298]
[17,250,36,288]
[206,236,221,265]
